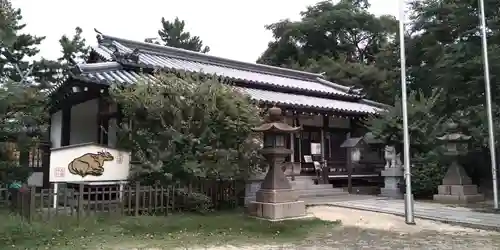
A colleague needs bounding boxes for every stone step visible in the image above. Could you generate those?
[297,188,348,198]
[292,183,334,189]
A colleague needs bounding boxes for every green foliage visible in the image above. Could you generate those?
[258,0,398,104]
[365,89,446,151]
[174,189,213,214]
[0,78,47,185]
[410,150,447,198]
[0,0,44,85]
[366,89,448,197]
[147,17,210,53]
[109,72,263,184]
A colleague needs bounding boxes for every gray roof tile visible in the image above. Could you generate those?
[73,65,381,114]
[91,37,358,98]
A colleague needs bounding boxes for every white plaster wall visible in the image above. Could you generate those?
[70,99,98,145]
[50,111,62,148]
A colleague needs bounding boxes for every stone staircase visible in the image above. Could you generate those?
[290,176,348,199]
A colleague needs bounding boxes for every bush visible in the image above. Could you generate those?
[109,72,263,184]
[410,150,447,198]
[174,189,213,214]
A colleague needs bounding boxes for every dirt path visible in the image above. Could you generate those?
[181,206,500,250]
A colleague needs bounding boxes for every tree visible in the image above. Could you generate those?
[147,17,210,53]
[365,88,446,152]
[54,26,90,82]
[58,27,90,67]
[109,72,262,185]
[0,0,44,84]
[258,0,398,104]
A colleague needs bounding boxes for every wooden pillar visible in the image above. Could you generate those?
[320,115,330,184]
[61,105,71,146]
[295,117,302,176]
[346,132,353,193]
[322,115,329,162]
[41,135,51,189]
[290,118,295,181]
[97,97,109,145]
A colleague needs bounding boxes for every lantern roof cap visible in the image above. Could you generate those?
[437,120,472,142]
[252,106,302,133]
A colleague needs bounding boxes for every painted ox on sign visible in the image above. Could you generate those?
[68,151,114,177]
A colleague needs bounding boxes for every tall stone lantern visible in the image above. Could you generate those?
[433,120,484,203]
[247,106,307,221]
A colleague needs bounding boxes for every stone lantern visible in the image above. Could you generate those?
[247,106,308,221]
[433,120,484,203]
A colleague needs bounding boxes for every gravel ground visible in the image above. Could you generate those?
[182,206,500,250]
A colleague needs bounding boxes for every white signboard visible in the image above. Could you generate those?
[49,143,131,183]
[311,143,322,155]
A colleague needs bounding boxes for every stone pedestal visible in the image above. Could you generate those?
[246,155,307,221]
[247,106,307,221]
[380,167,404,199]
[248,189,306,221]
[433,162,484,204]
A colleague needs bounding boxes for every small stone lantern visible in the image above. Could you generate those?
[247,106,308,220]
[437,121,470,156]
[433,120,484,203]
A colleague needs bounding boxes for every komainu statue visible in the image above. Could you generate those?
[384,145,402,169]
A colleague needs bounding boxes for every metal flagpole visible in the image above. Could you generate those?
[398,0,415,224]
[478,0,499,209]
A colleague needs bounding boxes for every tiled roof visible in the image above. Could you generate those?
[234,87,382,114]
[92,33,364,99]
[62,30,389,115]
[73,63,383,115]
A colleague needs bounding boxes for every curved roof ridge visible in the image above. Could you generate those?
[96,31,325,81]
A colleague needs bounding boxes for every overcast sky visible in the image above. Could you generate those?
[11,0,399,63]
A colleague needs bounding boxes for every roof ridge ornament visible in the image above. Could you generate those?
[95,28,104,43]
[111,44,140,64]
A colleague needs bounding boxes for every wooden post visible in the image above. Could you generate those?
[290,118,295,181]
[346,132,353,194]
[295,117,302,175]
[40,139,51,188]
[77,184,84,222]
[134,182,140,216]
[29,187,35,222]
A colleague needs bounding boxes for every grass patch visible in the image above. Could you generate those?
[0,209,339,249]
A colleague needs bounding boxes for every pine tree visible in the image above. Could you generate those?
[56,26,90,80]
[148,17,210,53]
[0,0,44,84]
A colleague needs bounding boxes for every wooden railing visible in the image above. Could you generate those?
[1,179,245,222]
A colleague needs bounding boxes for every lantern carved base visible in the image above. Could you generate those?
[380,167,404,199]
[433,162,484,204]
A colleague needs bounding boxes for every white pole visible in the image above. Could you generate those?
[478,0,499,209]
[52,183,58,209]
[398,0,415,224]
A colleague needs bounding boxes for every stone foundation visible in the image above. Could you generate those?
[433,184,484,204]
[381,187,403,198]
[247,200,307,221]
